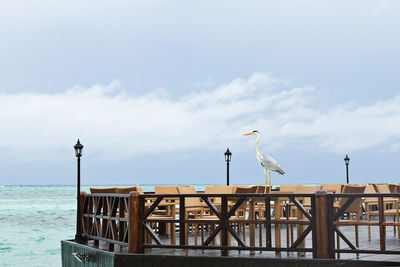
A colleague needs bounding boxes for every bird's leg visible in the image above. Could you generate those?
[263,169,268,193]
[268,171,272,193]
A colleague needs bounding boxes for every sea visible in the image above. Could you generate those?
[0,185,208,267]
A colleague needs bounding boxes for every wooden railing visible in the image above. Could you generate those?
[79,191,400,259]
[80,193,133,251]
[328,193,400,258]
[139,193,315,256]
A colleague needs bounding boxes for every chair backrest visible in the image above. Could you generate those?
[137,187,144,194]
[234,185,258,194]
[292,185,321,205]
[279,184,299,193]
[321,184,343,194]
[363,184,377,203]
[115,186,138,194]
[256,185,266,193]
[204,186,225,205]
[210,185,235,194]
[388,184,400,193]
[393,184,400,194]
[90,187,116,193]
[338,184,366,213]
[373,183,391,194]
[204,186,219,194]
[214,185,236,193]
[177,186,202,207]
[295,185,322,194]
[155,186,179,194]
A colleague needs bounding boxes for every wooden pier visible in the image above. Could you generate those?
[61,190,400,266]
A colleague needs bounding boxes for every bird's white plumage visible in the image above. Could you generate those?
[258,153,284,174]
[244,130,285,193]
[249,131,285,175]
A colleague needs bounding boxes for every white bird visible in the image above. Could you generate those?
[243,130,285,193]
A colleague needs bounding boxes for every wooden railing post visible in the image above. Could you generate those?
[313,190,334,259]
[265,196,272,248]
[249,198,255,255]
[179,196,186,246]
[221,196,228,256]
[378,197,386,251]
[79,191,87,243]
[128,191,144,254]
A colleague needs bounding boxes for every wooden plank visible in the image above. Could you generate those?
[143,222,162,245]
[289,196,312,221]
[128,191,144,253]
[327,196,335,259]
[226,197,246,219]
[273,197,282,256]
[201,196,223,220]
[333,197,356,221]
[265,197,271,248]
[313,192,332,259]
[290,225,311,249]
[334,226,357,250]
[143,197,163,219]
[203,224,223,246]
[179,196,186,246]
[221,196,228,256]
[249,199,255,254]
[379,197,386,251]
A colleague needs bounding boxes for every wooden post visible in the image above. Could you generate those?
[179,196,186,246]
[128,191,144,253]
[265,196,271,248]
[274,197,282,256]
[221,196,228,256]
[249,199,255,255]
[79,192,87,243]
[297,203,305,257]
[313,190,334,259]
[379,197,386,251]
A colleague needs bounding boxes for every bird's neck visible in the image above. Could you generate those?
[254,134,261,157]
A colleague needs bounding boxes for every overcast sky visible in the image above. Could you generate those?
[0,0,399,185]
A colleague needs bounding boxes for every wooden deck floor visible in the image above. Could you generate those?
[88,219,400,262]
[142,223,400,262]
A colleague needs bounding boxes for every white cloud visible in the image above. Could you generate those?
[0,72,399,162]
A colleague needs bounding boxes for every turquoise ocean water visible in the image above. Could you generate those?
[0,185,207,267]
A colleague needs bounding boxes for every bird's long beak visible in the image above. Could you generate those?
[243,132,253,136]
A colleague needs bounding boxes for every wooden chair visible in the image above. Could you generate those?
[115,186,139,194]
[363,184,379,240]
[279,185,320,249]
[279,184,301,193]
[202,186,239,246]
[177,186,207,246]
[154,185,179,202]
[234,186,258,218]
[143,186,179,244]
[388,183,400,193]
[365,184,399,240]
[321,184,343,194]
[373,183,391,194]
[233,186,259,248]
[335,184,366,255]
[204,186,234,208]
[321,184,342,209]
[295,185,321,206]
[90,187,116,193]
[155,185,179,196]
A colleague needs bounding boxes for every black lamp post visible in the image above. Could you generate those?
[344,154,350,184]
[74,139,84,243]
[224,148,232,185]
